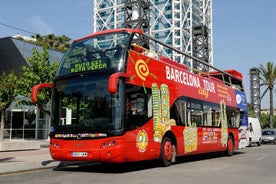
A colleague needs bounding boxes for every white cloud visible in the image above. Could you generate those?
[29,16,54,35]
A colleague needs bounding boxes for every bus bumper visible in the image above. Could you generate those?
[49,139,126,163]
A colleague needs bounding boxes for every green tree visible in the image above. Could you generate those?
[31,33,71,52]
[0,72,17,141]
[259,62,276,128]
[260,113,276,128]
[247,103,257,118]
[16,47,58,112]
[260,114,270,128]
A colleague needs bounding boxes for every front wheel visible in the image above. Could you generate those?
[226,135,234,156]
[160,137,175,167]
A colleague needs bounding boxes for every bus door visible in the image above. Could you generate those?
[124,84,155,161]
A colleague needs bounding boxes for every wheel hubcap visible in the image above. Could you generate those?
[164,141,173,161]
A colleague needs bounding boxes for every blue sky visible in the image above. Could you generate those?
[212,0,276,109]
[0,0,275,108]
[0,0,93,39]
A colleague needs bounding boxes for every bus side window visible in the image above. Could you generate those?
[187,109,202,126]
[235,110,241,128]
[178,100,186,126]
[193,110,203,126]
[227,108,240,128]
[170,103,183,125]
[186,100,203,126]
[170,98,186,126]
[203,105,212,126]
[212,110,220,127]
[228,111,236,127]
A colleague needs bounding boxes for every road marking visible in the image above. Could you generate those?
[256,154,270,161]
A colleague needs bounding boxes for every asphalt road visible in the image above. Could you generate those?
[1,144,276,184]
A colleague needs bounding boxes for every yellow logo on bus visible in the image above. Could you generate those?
[136,130,148,152]
[129,51,157,93]
[135,59,149,81]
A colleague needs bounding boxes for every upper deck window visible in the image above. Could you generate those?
[56,32,131,76]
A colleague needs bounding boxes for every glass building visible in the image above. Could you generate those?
[94,0,213,66]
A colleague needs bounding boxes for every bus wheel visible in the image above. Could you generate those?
[226,135,234,156]
[160,137,175,167]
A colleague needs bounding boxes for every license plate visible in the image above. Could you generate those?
[72,152,88,157]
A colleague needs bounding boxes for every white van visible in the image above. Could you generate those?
[248,117,262,146]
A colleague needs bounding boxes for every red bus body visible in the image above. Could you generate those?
[32,29,248,166]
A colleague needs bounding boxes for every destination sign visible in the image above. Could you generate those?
[70,59,108,73]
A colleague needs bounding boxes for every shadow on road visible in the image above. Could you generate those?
[53,150,246,173]
[0,157,15,163]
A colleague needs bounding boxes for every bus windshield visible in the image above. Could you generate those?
[51,74,124,137]
[56,32,131,76]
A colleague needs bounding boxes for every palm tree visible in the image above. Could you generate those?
[259,62,276,128]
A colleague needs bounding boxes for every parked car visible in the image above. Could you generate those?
[261,129,276,144]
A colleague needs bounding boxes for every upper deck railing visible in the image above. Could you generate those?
[130,34,244,92]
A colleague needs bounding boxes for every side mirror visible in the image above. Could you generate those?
[108,72,129,94]
[31,83,54,103]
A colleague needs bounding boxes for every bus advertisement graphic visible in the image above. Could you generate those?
[152,83,176,143]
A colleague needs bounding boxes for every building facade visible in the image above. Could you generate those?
[0,37,63,140]
[94,0,213,67]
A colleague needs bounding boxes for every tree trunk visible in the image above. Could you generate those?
[0,110,4,142]
[269,88,274,128]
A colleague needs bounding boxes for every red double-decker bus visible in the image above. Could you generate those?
[32,28,248,166]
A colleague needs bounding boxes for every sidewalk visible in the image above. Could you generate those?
[0,147,59,174]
